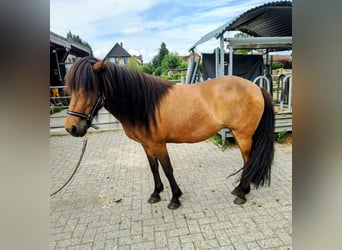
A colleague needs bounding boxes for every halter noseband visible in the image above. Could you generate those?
[66,93,105,130]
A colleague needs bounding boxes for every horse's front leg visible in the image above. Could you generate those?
[156,145,183,210]
[143,147,164,204]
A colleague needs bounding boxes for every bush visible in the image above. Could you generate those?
[162,72,186,81]
[272,61,284,70]
[154,66,163,76]
[275,130,287,143]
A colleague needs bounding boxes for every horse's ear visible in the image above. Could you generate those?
[93,60,104,73]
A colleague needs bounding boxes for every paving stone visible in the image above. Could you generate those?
[50,129,292,249]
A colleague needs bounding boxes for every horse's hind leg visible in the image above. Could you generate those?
[143,147,164,204]
[231,179,251,205]
[230,131,252,205]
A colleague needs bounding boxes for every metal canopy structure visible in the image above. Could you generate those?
[227,1,292,37]
[186,1,292,83]
[186,1,292,144]
[189,1,292,51]
[225,36,292,49]
[50,31,91,57]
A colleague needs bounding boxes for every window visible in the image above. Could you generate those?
[109,57,119,64]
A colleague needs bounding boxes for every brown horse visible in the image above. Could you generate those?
[65,56,274,209]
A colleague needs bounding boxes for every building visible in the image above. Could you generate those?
[181,52,200,64]
[131,55,143,65]
[50,31,91,86]
[50,31,91,107]
[106,42,143,66]
[106,43,131,65]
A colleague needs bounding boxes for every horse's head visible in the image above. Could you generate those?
[65,88,102,137]
[64,57,104,137]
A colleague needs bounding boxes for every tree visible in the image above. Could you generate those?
[160,53,188,80]
[233,32,251,55]
[66,31,93,56]
[159,42,169,62]
[147,42,188,78]
[141,63,154,74]
[151,55,161,69]
[127,57,142,71]
[161,53,186,70]
[151,42,169,72]
[234,32,251,38]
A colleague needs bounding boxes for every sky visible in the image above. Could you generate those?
[50,0,275,63]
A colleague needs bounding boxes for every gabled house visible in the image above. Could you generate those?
[106,42,131,65]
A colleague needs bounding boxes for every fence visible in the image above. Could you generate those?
[219,73,292,145]
[50,86,121,131]
[50,80,182,131]
[254,74,292,113]
[51,74,292,140]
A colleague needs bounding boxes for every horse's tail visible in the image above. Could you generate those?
[241,87,275,188]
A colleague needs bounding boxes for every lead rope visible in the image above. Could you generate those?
[50,134,88,197]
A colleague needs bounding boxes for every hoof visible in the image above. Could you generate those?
[231,188,241,197]
[167,200,181,210]
[148,195,161,204]
[234,196,246,205]
[231,185,250,197]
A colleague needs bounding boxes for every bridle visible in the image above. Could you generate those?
[66,93,106,130]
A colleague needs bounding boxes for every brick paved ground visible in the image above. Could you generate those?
[50,129,292,249]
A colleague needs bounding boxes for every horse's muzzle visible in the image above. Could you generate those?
[65,123,87,137]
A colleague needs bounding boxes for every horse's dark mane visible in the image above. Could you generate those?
[65,56,173,133]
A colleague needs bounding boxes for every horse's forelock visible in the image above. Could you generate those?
[65,56,100,94]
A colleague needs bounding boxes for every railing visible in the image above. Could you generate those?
[50,79,183,132]
[218,73,293,145]
[50,86,69,109]
[52,73,293,143]
[253,75,271,93]
[50,86,120,131]
[280,75,292,112]
[255,74,292,114]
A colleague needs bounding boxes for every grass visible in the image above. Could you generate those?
[211,131,292,149]
[210,134,236,150]
[276,130,287,143]
[50,106,65,115]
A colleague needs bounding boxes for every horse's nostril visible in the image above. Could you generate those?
[71,125,77,134]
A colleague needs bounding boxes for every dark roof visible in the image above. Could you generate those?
[106,43,131,58]
[50,31,91,56]
[228,1,292,37]
[50,31,91,85]
[189,1,292,50]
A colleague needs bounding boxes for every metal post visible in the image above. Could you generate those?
[220,36,224,76]
[190,59,199,83]
[219,37,228,146]
[53,49,62,82]
[228,45,233,75]
[185,52,194,84]
[265,49,269,66]
[283,75,292,112]
[288,76,292,112]
[215,47,220,78]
